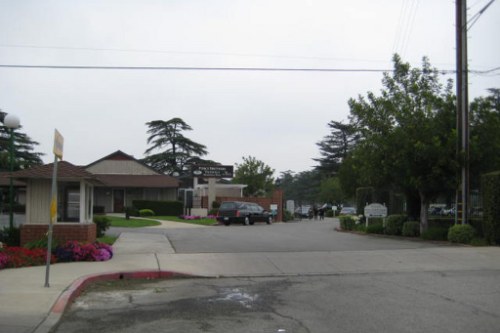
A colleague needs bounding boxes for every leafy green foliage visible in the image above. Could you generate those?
[421,227,449,241]
[133,200,183,216]
[0,111,44,171]
[385,214,408,235]
[318,177,345,206]
[0,226,20,246]
[93,216,111,237]
[402,221,420,237]
[481,171,500,244]
[233,156,275,197]
[366,223,384,234]
[314,121,359,175]
[448,224,476,244]
[340,55,459,233]
[143,118,208,175]
[470,89,500,187]
[139,209,155,217]
[339,216,356,230]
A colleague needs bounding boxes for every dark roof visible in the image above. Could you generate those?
[86,150,159,174]
[11,161,96,180]
[94,174,179,188]
[0,172,26,186]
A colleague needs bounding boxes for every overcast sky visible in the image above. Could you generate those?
[0,0,499,176]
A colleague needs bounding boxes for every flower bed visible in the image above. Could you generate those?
[0,241,113,270]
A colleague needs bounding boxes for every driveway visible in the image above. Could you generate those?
[109,217,449,254]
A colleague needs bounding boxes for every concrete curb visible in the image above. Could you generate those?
[32,270,195,333]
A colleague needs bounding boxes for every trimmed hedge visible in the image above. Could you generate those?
[448,224,476,244]
[132,200,183,216]
[421,227,449,241]
[481,171,500,244]
[93,216,111,237]
[339,216,356,231]
[366,223,384,234]
[139,209,155,217]
[402,221,420,237]
[385,215,407,235]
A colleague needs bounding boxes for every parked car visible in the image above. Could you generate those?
[216,201,272,226]
[339,207,356,215]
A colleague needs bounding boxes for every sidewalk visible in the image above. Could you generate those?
[0,224,499,333]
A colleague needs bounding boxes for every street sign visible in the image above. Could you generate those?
[192,165,233,178]
[53,129,64,159]
[364,203,388,217]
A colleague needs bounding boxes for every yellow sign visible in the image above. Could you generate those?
[53,129,64,159]
[50,196,57,224]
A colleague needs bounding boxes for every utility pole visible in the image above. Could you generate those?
[456,0,469,225]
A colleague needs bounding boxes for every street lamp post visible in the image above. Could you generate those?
[3,114,20,230]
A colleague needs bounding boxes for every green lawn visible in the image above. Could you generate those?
[154,216,218,226]
[107,216,161,228]
[97,235,118,245]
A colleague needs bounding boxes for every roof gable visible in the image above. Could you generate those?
[86,150,159,175]
[11,161,95,180]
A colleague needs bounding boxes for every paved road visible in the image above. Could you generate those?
[49,218,500,333]
[108,218,446,253]
[54,270,500,333]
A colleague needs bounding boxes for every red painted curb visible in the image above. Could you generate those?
[50,270,194,314]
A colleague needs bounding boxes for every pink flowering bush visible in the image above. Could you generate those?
[54,241,113,262]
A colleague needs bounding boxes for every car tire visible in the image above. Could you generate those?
[244,217,250,226]
[267,216,272,225]
[224,220,230,226]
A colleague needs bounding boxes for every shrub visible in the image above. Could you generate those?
[481,171,500,244]
[0,227,20,246]
[385,215,407,235]
[133,200,183,216]
[93,216,111,238]
[0,246,55,269]
[448,224,476,244]
[54,241,113,262]
[421,227,449,241]
[24,236,59,251]
[125,206,139,219]
[339,216,356,230]
[325,209,334,217]
[470,237,489,246]
[366,223,384,234]
[212,201,221,209]
[139,209,155,217]
[402,221,420,237]
[283,210,294,222]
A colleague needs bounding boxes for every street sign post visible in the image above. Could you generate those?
[45,129,63,287]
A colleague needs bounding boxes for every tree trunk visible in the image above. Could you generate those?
[405,189,420,220]
[419,191,429,234]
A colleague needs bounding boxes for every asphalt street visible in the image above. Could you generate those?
[54,270,500,333]
[108,218,445,253]
[51,218,500,333]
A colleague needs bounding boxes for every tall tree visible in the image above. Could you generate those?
[314,121,359,175]
[143,118,208,175]
[233,156,275,197]
[343,55,458,232]
[470,88,500,187]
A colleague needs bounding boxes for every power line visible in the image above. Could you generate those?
[468,0,496,30]
[0,63,496,75]
[0,43,389,64]
[0,64,394,73]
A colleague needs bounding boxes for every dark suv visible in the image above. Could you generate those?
[216,201,272,226]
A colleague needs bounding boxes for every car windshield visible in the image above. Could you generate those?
[220,202,238,210]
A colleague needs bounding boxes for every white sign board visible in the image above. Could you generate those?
[364,203,387,217]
